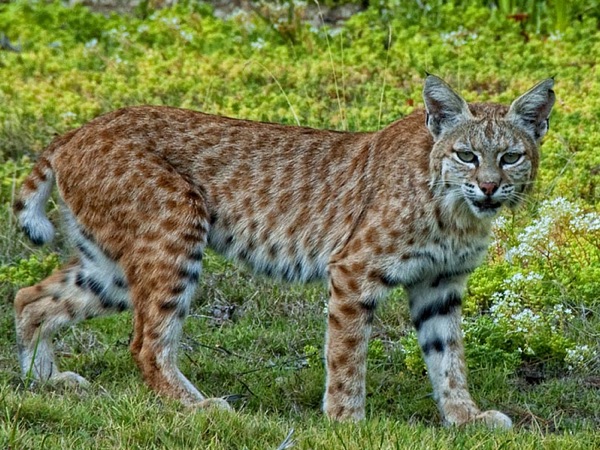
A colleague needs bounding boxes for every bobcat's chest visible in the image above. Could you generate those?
[422,237,489,281]
[378,233,490,290]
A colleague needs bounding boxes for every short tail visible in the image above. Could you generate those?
[13,131,75,245]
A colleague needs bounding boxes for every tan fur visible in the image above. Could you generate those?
[14,76,554,427]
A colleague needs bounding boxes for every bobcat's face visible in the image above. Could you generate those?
[439,121,536,219]
[423,77,554,221]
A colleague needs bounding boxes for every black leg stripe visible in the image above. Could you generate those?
[431,269,473,288]
[87,277,105,298]
[116,301,128,312]
[360,297,378,324]
[75,272,116,309]
[76,242,96,262]
[75,271,86,288]
[160,300,179,312]
[413,292,462,331]
[409,251,437,264]
[113,276,128,289]
[178,267,200,283]
[379,272,403,288]
[189,250,203,262]
[359,297,378,312]
[421,338,445,355]
[171,283,187,295]
[422,337,457,355]
[160,299,188,319]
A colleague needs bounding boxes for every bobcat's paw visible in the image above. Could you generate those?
[474,410,513,429]
[51,371,91,389]
[197,397,233,411]
[324,404,366,422]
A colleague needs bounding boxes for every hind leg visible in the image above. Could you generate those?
[98,162,230,410]
[122,216,229,410]
[14,257,130,386]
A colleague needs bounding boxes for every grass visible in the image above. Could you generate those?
[1,1,600,448]
[1,250,599,448]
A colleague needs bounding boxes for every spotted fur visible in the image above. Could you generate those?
[13,76,554,427]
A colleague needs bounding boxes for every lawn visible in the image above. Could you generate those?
[0,1,599,448]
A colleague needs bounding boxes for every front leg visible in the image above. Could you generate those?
[323,261,376,421]
[408,277,512,428]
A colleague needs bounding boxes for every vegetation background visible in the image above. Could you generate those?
[0,0,599,448]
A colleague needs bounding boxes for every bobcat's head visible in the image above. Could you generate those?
[424,75,555,219]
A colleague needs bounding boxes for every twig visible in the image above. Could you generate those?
[275,429,295,450]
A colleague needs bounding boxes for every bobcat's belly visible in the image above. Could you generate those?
[206,219,330,283]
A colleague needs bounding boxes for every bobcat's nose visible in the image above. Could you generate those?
[479,182,498,197]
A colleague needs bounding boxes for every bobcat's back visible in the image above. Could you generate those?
[21,105,433,283]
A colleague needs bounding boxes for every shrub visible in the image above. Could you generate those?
[0,254,60,287]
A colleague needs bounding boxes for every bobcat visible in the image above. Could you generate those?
[13,75,554,427]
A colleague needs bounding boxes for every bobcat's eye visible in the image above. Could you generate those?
[501,152,522,165]
[455,151,478,164]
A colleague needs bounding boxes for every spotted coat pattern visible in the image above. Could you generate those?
[13,76,554,427]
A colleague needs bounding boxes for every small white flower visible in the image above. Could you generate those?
[493,215,508,228]
[161,16,180,29]
[251,38,266,50]
[549,31,563,41]
[180,31,193,42]
[565,344,595,371]
[226,8,248,21]
[526,272,543,281]
[525,345,535,355]
[440,26,477,47]
[85,38,98,49]
[571,212,600,232]
[328,28,343,38]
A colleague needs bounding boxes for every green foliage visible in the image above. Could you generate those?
[303,343,321,368]
[460,198,600,373]
[0,155,32,203]
[399,331,426,375]
[1,0,600,445]
[490,0,599,32]
[370,0,600,34]
[0,254,60,287]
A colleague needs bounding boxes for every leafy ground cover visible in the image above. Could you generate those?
[1,1,599,448]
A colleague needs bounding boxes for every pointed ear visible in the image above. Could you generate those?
[423,75,473,140]
[506,78,555,142]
